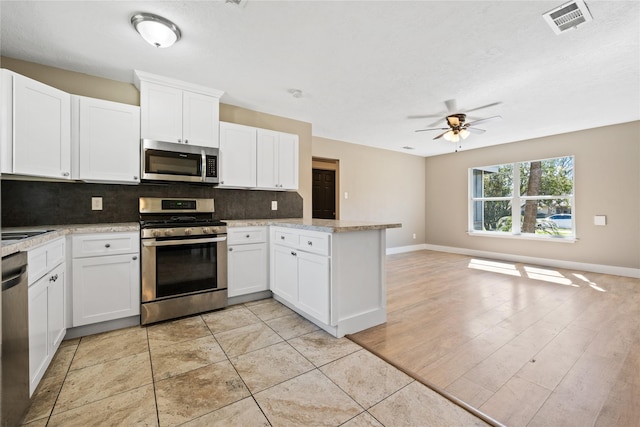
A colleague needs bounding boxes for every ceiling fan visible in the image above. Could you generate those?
[410,99,502,143]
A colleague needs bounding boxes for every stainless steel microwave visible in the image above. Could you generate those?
[141,139,219,184]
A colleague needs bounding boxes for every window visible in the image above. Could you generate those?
[470,156,574,239]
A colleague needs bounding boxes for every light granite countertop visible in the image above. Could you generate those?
[224,218,402,233]
[1,223,139,257]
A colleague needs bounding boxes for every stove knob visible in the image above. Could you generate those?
[164,229,173,237]
[184,228,192,235]
[152,230,162,238]
[202,227,211,234]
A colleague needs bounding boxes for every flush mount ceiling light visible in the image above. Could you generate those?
[131,13,181,48]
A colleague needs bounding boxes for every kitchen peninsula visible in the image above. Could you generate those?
[226,219,401,337]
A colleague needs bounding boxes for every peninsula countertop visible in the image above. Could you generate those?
[224,218,402,233]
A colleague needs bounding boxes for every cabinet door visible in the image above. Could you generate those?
[271,245,298,305]
[28,276,49,396]
[47,263,66,353]
[278,133,299,190]
[73,254,140,326]
[140,82,182,143]
[219,122,257,187]
[256,129,278,189]
[183,91,219,148]
[228,243,268,297]
[77,96,140,182]
[13,74,71,179]
[297,251,330,324]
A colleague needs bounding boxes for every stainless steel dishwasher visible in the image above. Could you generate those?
[2,251,30,427]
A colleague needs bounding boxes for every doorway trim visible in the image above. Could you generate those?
[312,157,340,220]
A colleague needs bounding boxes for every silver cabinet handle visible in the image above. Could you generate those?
[142,236,227,247]
[291,251,297,256]
[132,256,138,260]
[49,274,58,282]
[62,172,70,177]
[105,243,111,248]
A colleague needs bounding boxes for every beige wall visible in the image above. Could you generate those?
[312,136,425,248]
[425,121,640,269]
[1,57,313,218]
[1,57,139,105]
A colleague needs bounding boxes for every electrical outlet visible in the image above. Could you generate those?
[91,197,103,211]
[413,233,417,239]
[344,192,349,199]
[271,201,278,210]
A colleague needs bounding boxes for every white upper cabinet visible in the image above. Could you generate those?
[71,95,140,183]
[219,121,299,191]
[257,129,299,190]
[1,70,71,179]
[219,121,257,187]
[135,70,223,148]
[182,91,220,147]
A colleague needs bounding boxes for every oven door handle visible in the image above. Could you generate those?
[142,236,227,247]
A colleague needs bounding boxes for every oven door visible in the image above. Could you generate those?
[141,235,227,303]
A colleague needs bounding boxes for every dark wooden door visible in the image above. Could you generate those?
[312,169,336,219]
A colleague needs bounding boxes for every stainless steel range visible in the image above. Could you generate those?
[139,197,227,325]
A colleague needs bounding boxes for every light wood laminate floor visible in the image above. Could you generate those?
[349,250,640,427]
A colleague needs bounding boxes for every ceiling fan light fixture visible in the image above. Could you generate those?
[460,129,471,140]
[131,13,181,48]
[443,130,460,143]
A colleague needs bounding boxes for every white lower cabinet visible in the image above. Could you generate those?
[27,237,66,396]
[270,227,331,324]
[227,227,268,297]
[296,250,330,324]
[72,232,140,327]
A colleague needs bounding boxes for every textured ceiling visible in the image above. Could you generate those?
[1,1,638,157]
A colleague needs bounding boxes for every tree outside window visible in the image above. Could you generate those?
[470,156,574,238]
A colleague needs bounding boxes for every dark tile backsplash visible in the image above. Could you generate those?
[1,180,303,227]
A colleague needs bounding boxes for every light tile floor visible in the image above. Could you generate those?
[21,298,489,427]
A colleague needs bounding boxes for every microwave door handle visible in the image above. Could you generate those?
[142,236,227,247]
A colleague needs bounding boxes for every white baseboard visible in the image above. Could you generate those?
[386,244,428,255]
[387,244,640,278]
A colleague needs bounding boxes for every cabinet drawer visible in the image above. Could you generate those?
[72,232,139,258]
[228,227,267,245]
[28,237,65,285]
[298,233,330,256]
[273,229,299,247]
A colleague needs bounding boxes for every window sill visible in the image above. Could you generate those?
[467,231,577,243]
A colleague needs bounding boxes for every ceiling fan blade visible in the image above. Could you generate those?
[415,127,449,133]
[467,127,486,134]
[464,102,502,113]
[407,114,443,119]
[433,130,449,140]
[426,117,446,128]
[444,99,457,113]
[466,115,502,127]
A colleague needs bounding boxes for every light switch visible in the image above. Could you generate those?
[344,192,349,199]
[91,197,103,211]
[594,215,606,226]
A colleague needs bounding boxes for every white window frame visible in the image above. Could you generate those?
[468,156,575,242]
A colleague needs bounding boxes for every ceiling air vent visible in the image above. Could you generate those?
[543,0,593,35]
